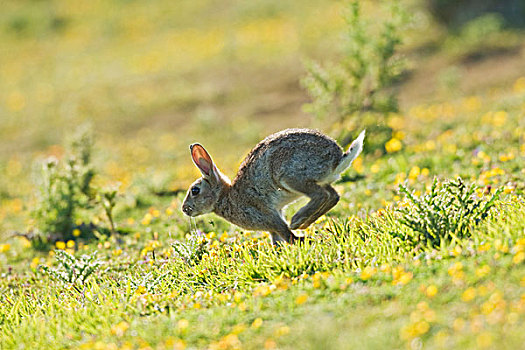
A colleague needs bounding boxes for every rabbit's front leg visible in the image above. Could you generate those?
[261,209,298,244]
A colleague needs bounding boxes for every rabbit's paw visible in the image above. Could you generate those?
[290,214,309,230]
[290,234,305,244]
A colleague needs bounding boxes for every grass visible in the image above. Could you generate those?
[1,0,525,349]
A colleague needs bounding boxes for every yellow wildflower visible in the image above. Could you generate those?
[274,326,290,338]
[453,318,465,332]
[512,251,524,264]
[251,318,263,329]
[426,285,438,298]
[360,266,377,280]
[295,293,308,305]
[178,319,189,330]
[110,321,129,337]
[513,76,525,93]
[385,138,402,153]
[462,287,477,302]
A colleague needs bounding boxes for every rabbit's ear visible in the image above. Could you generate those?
[190,143,220,182]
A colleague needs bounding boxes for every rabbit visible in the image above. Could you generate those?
[181,128,365,244]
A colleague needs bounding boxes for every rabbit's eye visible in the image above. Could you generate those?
[191,186,200,196]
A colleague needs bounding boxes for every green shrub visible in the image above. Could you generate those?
[172,233,208,266]
[443,13,520,61]
[98,184,120,234]
[32,126,96,243]
[397,177,502,247]
[40,249,101,287]
[301,0,407,146]
[31,126,121,246]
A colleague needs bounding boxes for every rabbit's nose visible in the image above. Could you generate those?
[182,205,193,216]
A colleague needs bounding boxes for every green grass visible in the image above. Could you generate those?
[1,0,525,349]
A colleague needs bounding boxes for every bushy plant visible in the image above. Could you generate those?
[98,184,120,234]
[397,177,503,247]
[301,0,407,146]
[172,233,208,266]
[30,126,123,246]
[40,249,101,286]
[443,13,520,61]
[32,126,96,243]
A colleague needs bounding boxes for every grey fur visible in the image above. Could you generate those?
[182,128,365,244]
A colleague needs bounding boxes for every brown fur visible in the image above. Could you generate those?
[182,128,365,244]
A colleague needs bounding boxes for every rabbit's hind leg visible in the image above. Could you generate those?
[296,185,339,230]
[287,181,337,230]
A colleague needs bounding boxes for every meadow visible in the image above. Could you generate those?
[1,0,524,349]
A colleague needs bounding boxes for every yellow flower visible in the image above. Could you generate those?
[385,138,402,153]
[448,262,463,276]
[478,243,491,253]
[393,271,413,286]
[141,213,152,225]
[512,251,524,264]
[387,114,405,130]
[238,301,247,311]
[55,241,66,250]
[110,321,129,337]
[72,229,81,237]
[380,263,391,273]
[251,318,263,329]
[462,96,482,111]
[462,287,477,302]
[253,284,272,297]
[177,319,189,331]
[360,266,377,280]
[453,318,465,332]
[30,257,40,269]
[426,285,438,298]
[312,272,323,288]
[264,339,277,349]
[295,293,308,305]
[476,332,493,348]
[112,248,123,256]
[232,324,246,335]
[415,320,430,335]
[513,76,525,93]
[475,265,491,278]
[408,166,420,180]
[66,240,75,248]
[233,291,244,303]
[274,325,290,337]
[352,156,364,173]
[492,111,507,127]
[164,337,185,350]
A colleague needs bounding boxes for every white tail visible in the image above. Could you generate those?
[334,129,366,175]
